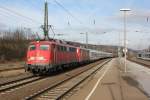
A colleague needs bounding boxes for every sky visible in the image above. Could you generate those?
[0,0,150,50]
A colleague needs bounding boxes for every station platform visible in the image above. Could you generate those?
[125,58,150,97]
[69,58,149,100]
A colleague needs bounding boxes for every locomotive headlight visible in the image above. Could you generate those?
[37,57,46,60]
[28,57,35,61]
[28,56,46,61]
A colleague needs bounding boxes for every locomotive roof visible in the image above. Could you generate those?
[29,40,112,54]
[29,40,79,48]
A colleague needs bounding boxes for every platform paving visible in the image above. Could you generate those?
[124,59,150,97]
[69,58,149,100]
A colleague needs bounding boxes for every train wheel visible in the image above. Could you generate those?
[48,69,52,73]
[32,69,37,74]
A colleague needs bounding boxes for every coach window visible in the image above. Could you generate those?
[29,45,36,50]
[40,45,49,50]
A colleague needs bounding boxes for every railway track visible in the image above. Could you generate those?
[0,75,44,93]
[0,59,110,100]
[25,59,111,100]
[128,58,150,68]
[0,73,34,87]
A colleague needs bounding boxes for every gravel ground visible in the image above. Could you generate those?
[0,69,25,78]
[0,61,24,71]
[0,61,25,78]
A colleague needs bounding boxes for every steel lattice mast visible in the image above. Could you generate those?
[42,0,50,40]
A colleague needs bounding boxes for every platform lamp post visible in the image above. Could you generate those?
[80,32,88,49]
[120,8,131,73]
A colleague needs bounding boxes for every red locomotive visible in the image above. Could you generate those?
[25,40,90,73]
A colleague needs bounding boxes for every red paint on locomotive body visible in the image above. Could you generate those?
[26,40,89,73]
[27,41,51,65]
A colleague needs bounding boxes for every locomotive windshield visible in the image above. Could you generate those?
[29,45,36,50]
[40,45,49,50]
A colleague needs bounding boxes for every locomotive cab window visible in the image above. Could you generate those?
[29,45,36,50]
[40,45,49,50]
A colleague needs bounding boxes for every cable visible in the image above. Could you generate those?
[52,0,96,34]
[0,9,35,26]
[0,9,41,28]
[0,11,19,24]
[0,0,41,27]
[0,6,41,25]
[50,26,56,39]
[53,0,83,24]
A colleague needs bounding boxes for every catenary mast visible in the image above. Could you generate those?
[43,0,50,40]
